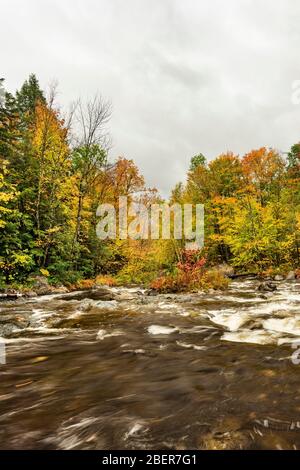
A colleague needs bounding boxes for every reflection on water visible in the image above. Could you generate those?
[0,280,300,449]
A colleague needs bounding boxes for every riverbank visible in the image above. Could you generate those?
[1,266,298,301]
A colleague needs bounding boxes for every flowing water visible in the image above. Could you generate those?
[0,279,300,450]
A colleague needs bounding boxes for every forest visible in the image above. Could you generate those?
[0,74,300,292]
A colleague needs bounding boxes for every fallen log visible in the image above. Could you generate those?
[227,273,258,279]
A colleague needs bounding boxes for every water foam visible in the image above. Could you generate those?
[147,325,178,335]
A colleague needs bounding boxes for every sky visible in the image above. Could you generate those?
[2,0,300,195]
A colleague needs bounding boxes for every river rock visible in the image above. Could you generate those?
[146,289,158,296]
[60,288,116,302]
[29,275,52,295]
[274,274,284,281]
[286,271,296,280]
[215,263,235,278]
[0,316,29,336]
[24,290,38,298]
[257,282,277,292]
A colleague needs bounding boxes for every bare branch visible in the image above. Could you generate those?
[74,95,112,151]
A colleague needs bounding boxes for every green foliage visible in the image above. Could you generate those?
[16,73,45,115]
[189,153,206,171]
[288,143,300,169]
[1,74,300,289]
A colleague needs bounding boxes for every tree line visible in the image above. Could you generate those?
[0,74,299,288]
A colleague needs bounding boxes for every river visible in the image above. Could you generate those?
[0,279,299,450]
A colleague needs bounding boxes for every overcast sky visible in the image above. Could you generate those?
[2,0,300,195]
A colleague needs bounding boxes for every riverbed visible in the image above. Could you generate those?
[0,279,299,449]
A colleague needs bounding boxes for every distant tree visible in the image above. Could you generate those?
[287,143,300,182]
[71,96,112,261]
[16,73,45,115]
[189,153,206,171]
[288,143,300,168]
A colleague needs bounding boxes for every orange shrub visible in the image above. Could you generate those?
[74,279,95,290]
[96,275,117,287]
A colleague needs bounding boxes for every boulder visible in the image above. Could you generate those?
[215,264,235,278]
[286,271,296,281]
[23,291,38,298]
[257,282,277,292]
[146,289,158,296]
[29,275,51,295]
[274,274,284,281]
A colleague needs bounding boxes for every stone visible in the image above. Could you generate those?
[24,291,37,298]
[29,275,52,295]
[286,271,296,280]
[257,282,277,292]
[30,275,49,289]
[146,289,158,296]
[274,274,284,281]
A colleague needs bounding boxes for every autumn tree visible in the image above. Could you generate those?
[241,147,285,205]
[70,96,112,262]
[30,90,71,267]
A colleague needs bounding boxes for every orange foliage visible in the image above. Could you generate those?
[96,275,117,287]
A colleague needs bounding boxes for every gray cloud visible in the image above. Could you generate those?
[2,0,300,195]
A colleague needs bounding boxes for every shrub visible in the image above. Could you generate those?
[73,279,95,290]
[96,275,117,287]
[204,269,230,290]
[151,249,229,293]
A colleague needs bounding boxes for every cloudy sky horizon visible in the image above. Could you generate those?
[2,0,300,195]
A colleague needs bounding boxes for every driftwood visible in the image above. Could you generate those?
[227,273,258,279]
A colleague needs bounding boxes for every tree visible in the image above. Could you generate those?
[0,80,20,163]
[189,153,206,171]
[242,147,286,205]
[288,143,300,170]
[16,73,45,116]
[224,198,292,269]
[0,160,33,283]
[30,91,71,267]
[209,152,243,198]
[70,96,112,265]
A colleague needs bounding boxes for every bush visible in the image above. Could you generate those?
[151,249,229,293]
[72,279,95,290]
[204,269,230,290]
[47,260,82,285]
[96,275,117,287]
